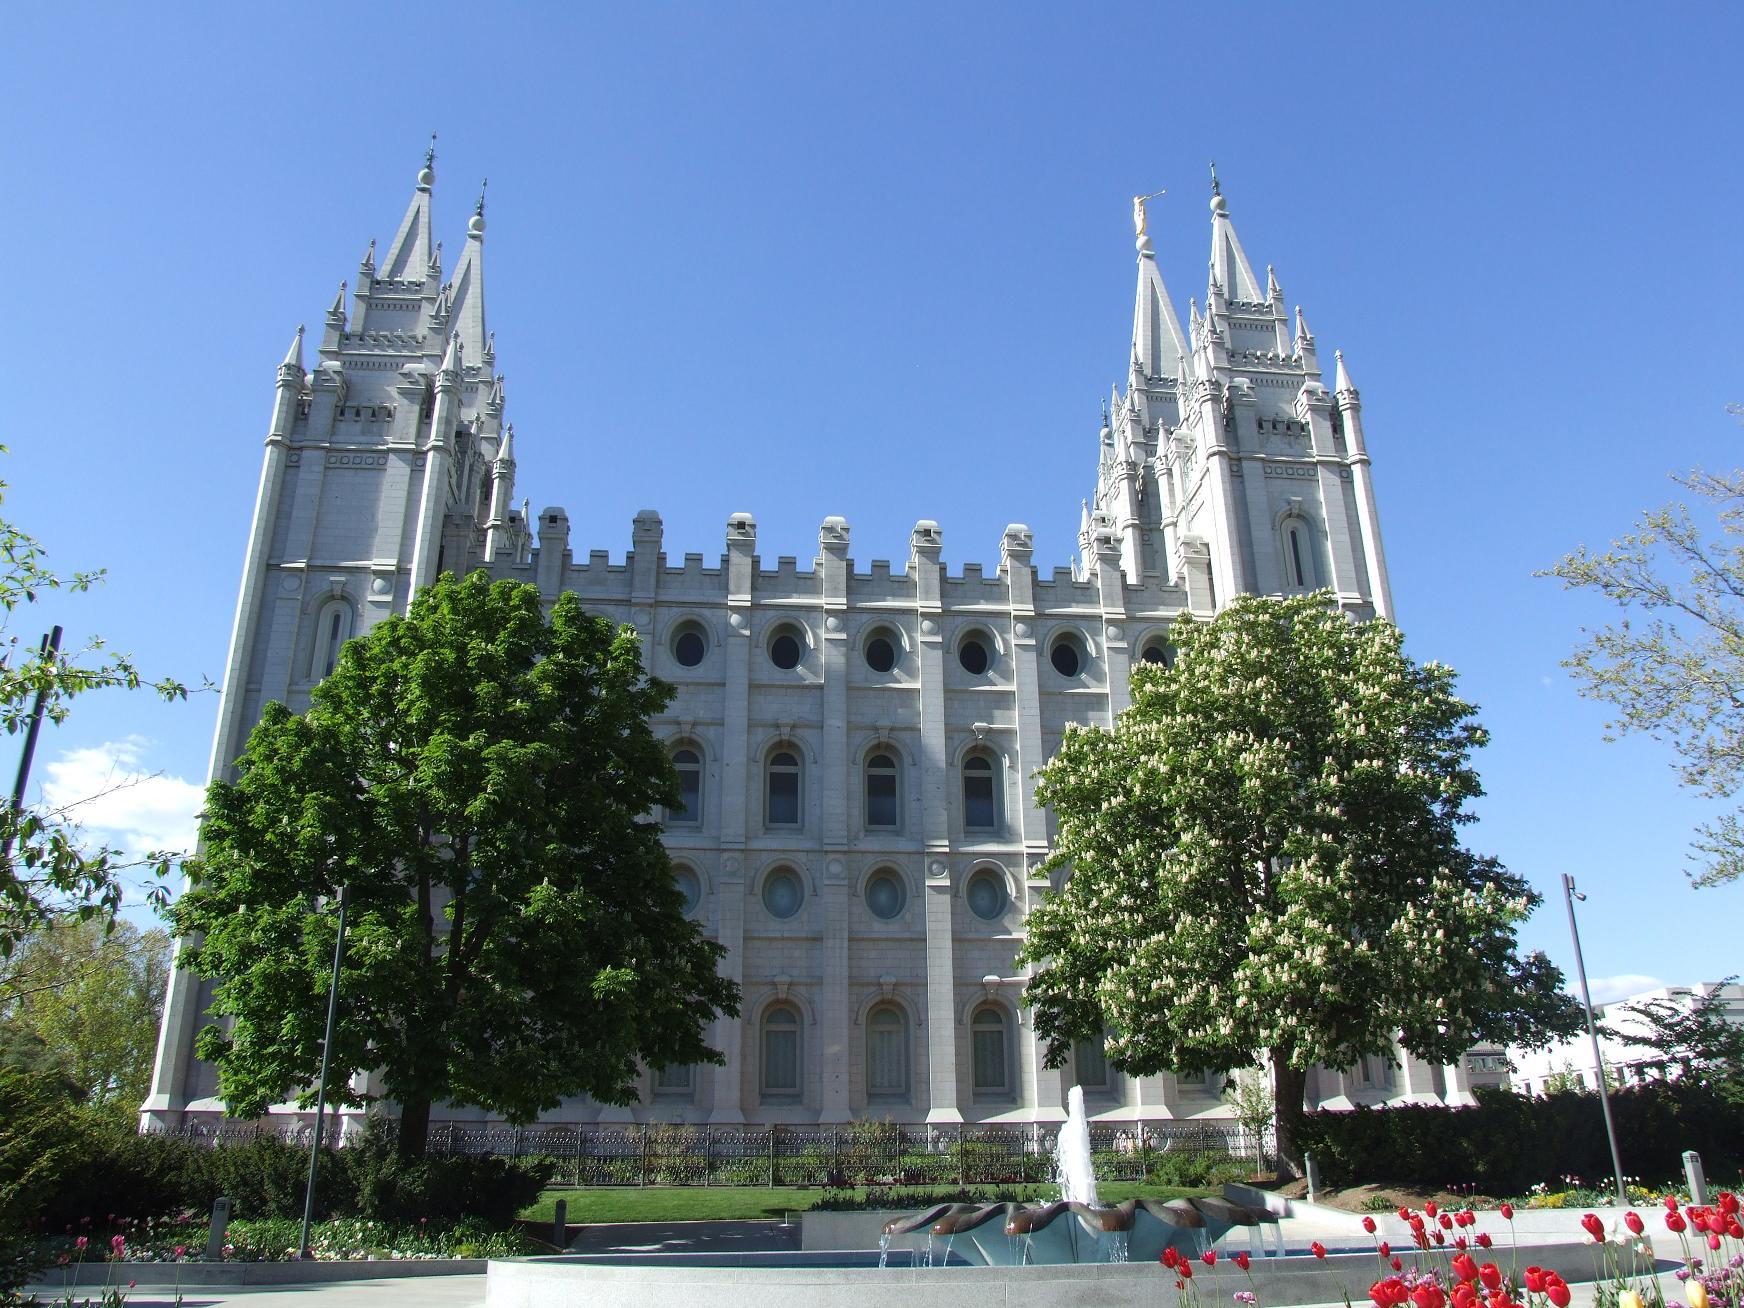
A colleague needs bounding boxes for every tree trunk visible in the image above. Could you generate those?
[1271,1059,1308,1180]
[397,1096,432,1160]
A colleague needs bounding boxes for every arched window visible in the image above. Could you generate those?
[971,1005,1010,1096]
[962,754,998,831]
[768,624,804,671]
[864,627,899,674]
[1282,518,1316,590]
[670,748,702,824]
[762,1005,801,1097]
[865,751,899,829]
[767,749,801,826]
[671,622,707,668]
[957,630,993,676]
[1074,1037,1111,1094]
[965,867,1008,920]
[866,1004,908,1098]
[1139,637,1174,668]
[310,600,352,681]
[654,1063,693,1095]
[1049,630,1088,678]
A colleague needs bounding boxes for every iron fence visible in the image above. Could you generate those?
[149,1118,1272,1187]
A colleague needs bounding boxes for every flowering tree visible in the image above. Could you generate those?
[1018,592,1582,1172]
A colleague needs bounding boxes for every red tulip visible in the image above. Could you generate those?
[1708,1233,1722,1251]
[1579,1212,1606,1242]
[1523,1267,1546,1294]
[1455,1236,1468,1251]
[1234,1251,1251,1271]
[1624,1212,1643,1236]
[1364,1216,1378,1235]
[1452,1285,1479,1308]
[1412,1284,1446,1308]
[1499,1203,1513,1221]
[1371,1281,1395,1307]
[1476,1233,1493,1249]
[1391,1257,1403,1272]
[1721,1192,1740,1216]
[1312,1241,1327,1259]
[1451,1252,1479,1284]
[1665,1212,1686,1234]
[1378,1241,1391,1257]
[1663,1195,1679,1212]
[1726,1216,1743,1240]
[1546,1280,1571,1308]
[1432,1229,1446,1247]
[1479,1263,1502,1291]
[1439,1213,1454,1230]
[1202,1249,1217,1266]
[1180,1260,1194,1279]
[1397,1207,1413,1222]
[1162,1247,1181,1268]
[1425,1202,1439,1219]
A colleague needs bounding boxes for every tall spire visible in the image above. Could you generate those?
[1334,349,1357,397]
[382,136,436,281]
[1208,174,1263,303]
[1131,206,1189,379]
[447,178,488,365]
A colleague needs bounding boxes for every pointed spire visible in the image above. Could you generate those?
[449,180,489,365]
[496,423,515,464]
[1080,498,1092,533]
[360,239,376,275]
[327,281,347,321]
[1294,304,1313,344]
[1334,349,1357,396]
[382,142,436,281]
[1132,229,1190,380]
[1208,173,1264,302]
[1266,264,1282,302]
[439,331,462,376]
[280,325,305,372]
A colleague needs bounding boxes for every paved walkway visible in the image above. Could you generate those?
[22,1277,488,1308]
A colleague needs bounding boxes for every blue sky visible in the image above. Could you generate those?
[3,2,1740,999]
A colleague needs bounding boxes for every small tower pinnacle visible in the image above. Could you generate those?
[1334,349,1357,395]
[280,324,305,372]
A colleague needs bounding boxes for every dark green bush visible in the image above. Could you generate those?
[1297,1080,1744,1192]
[347,1125,552,1226]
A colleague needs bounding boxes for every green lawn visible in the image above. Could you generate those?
[522,1182,1212,1225]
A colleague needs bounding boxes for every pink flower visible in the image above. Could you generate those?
[75,1236,88,1251]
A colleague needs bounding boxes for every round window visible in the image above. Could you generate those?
[958,635,990,675]
[673,867,702,914]
[762,869,803,919]
[673,628,706,667]
[1139,641,1169,666]
[770,631,802,670]
[865,871,907,920]
[1049,634,1084,678]
[865,634,896,673]
[966,870,1008,921]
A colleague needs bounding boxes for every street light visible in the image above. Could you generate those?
[1562,873,1629,1207]
[299,882,350,1258]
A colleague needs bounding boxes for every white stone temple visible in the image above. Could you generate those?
[144,151,1500,1131]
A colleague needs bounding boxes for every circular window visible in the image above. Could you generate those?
[1049,632,1085,678]
[966,870,1008,921]
[865,633,897,673]
[865,871,907,920]
[762,868,803,919]
[958,635,991,675]
[673,867,702,914]
[769,630,803,670]
[673,627,706,667]
[1139,640,1169,666]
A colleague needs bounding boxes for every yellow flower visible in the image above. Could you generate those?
[1688,1283,1708,1308]
[1617,1292,1643,1308]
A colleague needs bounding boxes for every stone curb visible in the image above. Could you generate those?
[31,1256,486,1288]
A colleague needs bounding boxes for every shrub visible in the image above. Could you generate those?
[350,1127,552,1226]
[1297,1079,1744,1192]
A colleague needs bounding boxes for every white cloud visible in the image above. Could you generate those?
[39,736,203,859]
[1584,973,1668,1005]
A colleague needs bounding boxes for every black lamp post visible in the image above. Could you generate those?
[1562,873,1629,1206]
[299,882,350,1258]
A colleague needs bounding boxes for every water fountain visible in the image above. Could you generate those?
[877,1085,1274,1267]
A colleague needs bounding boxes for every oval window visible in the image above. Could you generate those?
[865,871,907,920]
[762,869,803,919]
[673,867,702,914]
[1049,634,1084,678]
[865,634,896,673]
[770,631,802,670]
[959,635,990,675]
[673,628,706,667]
[966,869,1007,921]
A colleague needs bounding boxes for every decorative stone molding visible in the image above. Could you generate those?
[928,860,948,881]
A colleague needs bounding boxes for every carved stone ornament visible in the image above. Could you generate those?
[729,611,747,630]
[825,857,845,881]
[825,615,844,633]
[371,576,392,596]
[1014,621,1032,639]
[1105,624,1123,641]
[928,860,948,880]
[920,618,939,636]
[280,574,302,593]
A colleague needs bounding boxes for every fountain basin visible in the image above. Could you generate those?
[483,1243,1640,1308]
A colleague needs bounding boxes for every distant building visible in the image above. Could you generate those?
[1510,982,1744,1096]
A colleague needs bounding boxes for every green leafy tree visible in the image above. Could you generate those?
[1605,979,1744,1086]
[175,572,740,1159]
[0,915,170,1112]
[1542,468,1744,887]
[0,450,189,957]
[1018,592,1583,1173]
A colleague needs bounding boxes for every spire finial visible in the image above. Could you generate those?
[1131,189,1165,253]
[1209,160,1227,215]
[1209,160,1221,197]
[476,178,488,217]
[469,179,488,237]
[419,133,437,191]
[425,132,437,169]
[281,324,305,372]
